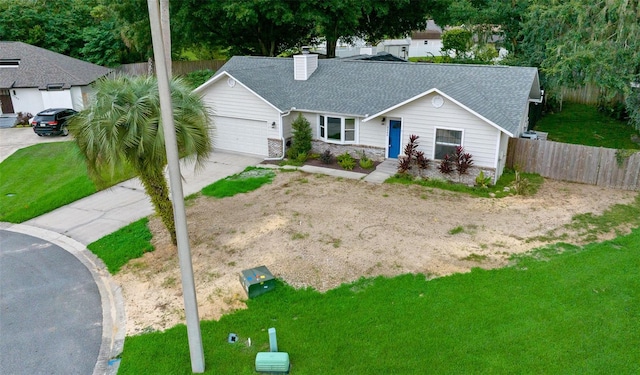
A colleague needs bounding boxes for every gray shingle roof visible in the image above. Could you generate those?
[0,41,112,89]
[209,56,540,136]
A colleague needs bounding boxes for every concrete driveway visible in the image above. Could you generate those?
[0,127,71,163]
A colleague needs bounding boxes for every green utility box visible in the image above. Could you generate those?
[239,266,275,298]
[255,352,290,373]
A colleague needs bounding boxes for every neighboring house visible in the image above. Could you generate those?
[0,41,112,116]
[195,52,542,182]
[377,39,411,60]
[409,20,444,58]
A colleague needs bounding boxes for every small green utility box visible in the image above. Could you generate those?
[239,266,275,299]
[255,352,290,373]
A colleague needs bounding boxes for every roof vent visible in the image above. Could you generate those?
[46,83,64,91]
[294,47,317,81]
[0,59,20,68]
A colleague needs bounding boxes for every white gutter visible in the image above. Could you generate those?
[264,107,296,160]
[529,89,544,104]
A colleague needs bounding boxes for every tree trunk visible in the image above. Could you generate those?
[326,38,337,58]
[139,167,177,245]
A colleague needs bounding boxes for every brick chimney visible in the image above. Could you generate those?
[293,47,318,81]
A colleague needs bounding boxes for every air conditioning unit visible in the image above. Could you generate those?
[520,130,539,140]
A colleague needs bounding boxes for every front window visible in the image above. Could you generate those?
[435,128,462,159]
[327,117,341,140]
[318,115,356,143]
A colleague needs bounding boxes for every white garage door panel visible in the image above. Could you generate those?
[213,116,268,156]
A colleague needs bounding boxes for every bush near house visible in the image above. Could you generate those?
[286,114,313,159]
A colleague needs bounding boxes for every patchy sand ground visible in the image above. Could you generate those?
[113,171,637,334]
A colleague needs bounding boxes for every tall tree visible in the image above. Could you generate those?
[68,75,213,244]
[302,0,361,58]
[516,0,640,129]
[441,27,473,59]
[356,0,431,45]
[174,0,313,57]
[431,0,528,54]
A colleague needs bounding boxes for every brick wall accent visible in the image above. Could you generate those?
[311,141,386,161]
[403,162,496,186]
[268,138,284,158]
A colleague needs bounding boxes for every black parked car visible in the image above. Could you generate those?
[32,108,77,136]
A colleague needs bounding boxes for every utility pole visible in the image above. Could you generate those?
[159,0,172,77]
[146,0,205,372]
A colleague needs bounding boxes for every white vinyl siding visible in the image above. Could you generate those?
[384,92,501,168]
[359,118,388,148]
[201,77,281,156]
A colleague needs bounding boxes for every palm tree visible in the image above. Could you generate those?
[69,74,213,245]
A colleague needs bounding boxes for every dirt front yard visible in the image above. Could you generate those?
[113,170,637,334]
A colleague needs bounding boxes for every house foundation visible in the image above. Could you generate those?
[311,141,385,161]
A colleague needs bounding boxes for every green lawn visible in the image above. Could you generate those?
[201,167,275,198]
[534,103,640,149]
[87,218,154,274]
[0,142,133,223]
[118,227,640,374]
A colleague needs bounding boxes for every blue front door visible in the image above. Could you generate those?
[388,120,402,158]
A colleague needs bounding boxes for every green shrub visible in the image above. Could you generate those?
[288,114,312,158]
[475,170,492,188]
[359,157,374,169]
[510,169,534,195]
[295,152,308,163]
[337,152,355,170]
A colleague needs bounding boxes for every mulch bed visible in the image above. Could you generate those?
[261,158,383,175]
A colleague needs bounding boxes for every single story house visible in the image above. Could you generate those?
[195,52,542,182]
[0,41,112,116]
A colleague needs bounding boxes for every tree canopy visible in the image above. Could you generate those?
[436,0,640,130]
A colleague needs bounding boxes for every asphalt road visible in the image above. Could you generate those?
[0,230,102,374]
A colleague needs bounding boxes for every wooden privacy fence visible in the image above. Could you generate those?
[507,138,640,191]
[559,83,624,105]
[115,59,227,76]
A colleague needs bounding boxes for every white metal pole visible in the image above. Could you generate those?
[146,0,205,372]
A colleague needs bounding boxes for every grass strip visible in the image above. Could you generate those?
[0,142,133,223]
[87,218,154,274]
[386,169,544,198]
[0,143,96,222]
[201,167,275,198]
[118,227,640,374]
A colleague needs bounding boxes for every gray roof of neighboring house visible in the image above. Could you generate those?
[208,56,540,136]
[0,41,112,89]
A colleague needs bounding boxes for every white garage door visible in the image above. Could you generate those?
[212,116,269,156]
